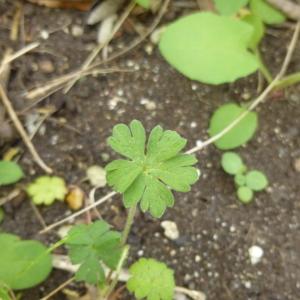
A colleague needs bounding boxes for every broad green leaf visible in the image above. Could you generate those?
[135,0,150,9]
[237,186,253,203]
[214,0,249,15]
[0,161,24,186]
[246,170,268,191]
[209,103,258,149]
[242,13,265,49]
[127,258,175,300]
[0,233,52,290]
[106,121,199,218]
[221,152,245,175]
[250,0,286,24]
[66,221,122,285]
[27,176,67,205]
[159,12,258,84]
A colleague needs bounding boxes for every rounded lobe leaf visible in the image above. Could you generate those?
[242,13,265,49]
[209,103,258,149]
[159,12,258,84]
[214,0,249,15]
[237,186,253,203]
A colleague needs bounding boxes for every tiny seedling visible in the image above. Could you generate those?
[127,258,175,300]
[0,160,24,186]
[0,233,52,290]
[221,152,268,203]
[27,176,67,205]
[209,103,258,150]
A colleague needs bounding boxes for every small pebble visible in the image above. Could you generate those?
[39,60,54,73]
[71,25,84,37]
[161,220,179,240]
[248,245,264,265]
[294,158,300,172]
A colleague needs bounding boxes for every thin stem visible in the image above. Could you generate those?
[254,48,273,83]
[102,246,129,300]
[273,71,300,89]
[121,205,137,245]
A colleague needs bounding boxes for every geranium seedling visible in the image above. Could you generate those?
[0,160,24,186]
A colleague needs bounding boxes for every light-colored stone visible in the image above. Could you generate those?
[161,220,179,240]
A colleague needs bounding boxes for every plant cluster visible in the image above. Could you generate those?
[221,152,268,203]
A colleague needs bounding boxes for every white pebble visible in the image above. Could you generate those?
[248,245,264,265]
[161,220,179,240]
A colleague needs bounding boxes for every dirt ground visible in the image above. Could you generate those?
[0,1,300,300]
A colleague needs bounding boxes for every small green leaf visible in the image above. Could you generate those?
[27,176,67,205]
[66,221,122,285]
[106,121,199,218]
[135,0,150,8]
[237,186,253,203]
[214,0,249,15]
[250,0,286,24]
[0,161,24,186]
[0,286,12,300]
[159,12,258,84]
[127,258,175,300]
[221,152,244,175]
[242,13,265,49]
[234,173,247,186]
[246,170,268,191]
[0,233,52,290]
[209,103,258,149]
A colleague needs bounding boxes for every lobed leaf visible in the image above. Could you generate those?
[246,170,268,191]
[214,0,249,16]
[66,221,122,285]
[127,258,175,300]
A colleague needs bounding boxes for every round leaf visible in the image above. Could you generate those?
[214,0,249,15]
[250,0,286,25]
[0,233,52,290]
[221,152,244,175]
[237,186,253,203]
[246,170,268,191]
[159,12,258,84]
[209,103,258,149]
[0,161,24,186]
[234,174,247,186]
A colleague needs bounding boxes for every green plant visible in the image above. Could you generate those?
[0,233,52,290]
[105,120,199,218]
[214,0,249,16]
[27,176,67,205]
[221,152,268,203]
[135,0,150,9]
[159,12,259,84]
[65,220,122,284]
[0,160,24,186]
[127,258,175,300]
[209,103,258,150]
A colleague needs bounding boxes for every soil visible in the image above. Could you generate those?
[0,1,300,300]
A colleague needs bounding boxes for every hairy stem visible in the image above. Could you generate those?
[121,205,137,245]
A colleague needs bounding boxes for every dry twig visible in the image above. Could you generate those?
[267,0,300,20]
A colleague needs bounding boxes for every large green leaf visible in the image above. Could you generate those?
[209,103,258,149]
[214,0,249,15]
[106,121,199,218]
[127,258,175,300]
[66,221,122,285]
[0,161,24,186]
[0,233,52,290]
[250,0,286,24]
[159,12,259,84]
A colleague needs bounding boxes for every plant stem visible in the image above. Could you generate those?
[254,48,273,84]
[121,205,137,245]
[102,246,129,300]
[273,71,300,90]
